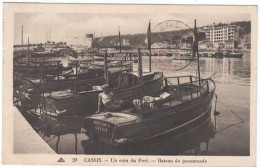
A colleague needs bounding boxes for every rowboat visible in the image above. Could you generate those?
[83,75,215,146]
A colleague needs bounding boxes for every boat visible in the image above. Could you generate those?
[83,20,216,147]
[172,52,197,61]
[210,52,224,58]
[223,50,243,58]
[83,75,215,146]
[90,61,133,71]
[23,71,163,131]
[81,114,215,155]
[14,64,73,78]
[15,56,135,110]
[40,71,164,118]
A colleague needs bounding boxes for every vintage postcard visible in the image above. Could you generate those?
[2,3,257,166]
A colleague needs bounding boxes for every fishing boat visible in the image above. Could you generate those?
[40,71,164,119]
[90,61,133,72]
[83,75,215,146]
[172,52,197,61]
[14,64,73,78]
[211,52,224,58]
[83,19,216,147]
[81,114,215,155]
[223,50,243,58]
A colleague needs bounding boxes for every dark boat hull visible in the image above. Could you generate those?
[82,113,215,155]
[223,53,243,58]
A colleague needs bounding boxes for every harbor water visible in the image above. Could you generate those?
[22,52,250,156]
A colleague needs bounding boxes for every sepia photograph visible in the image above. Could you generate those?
[2,3,257,166]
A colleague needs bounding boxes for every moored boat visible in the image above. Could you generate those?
[211,52,224,58]
[83,75,215,146]
[40,72,164,117]
[172,52,197,61]
[223,50,243,58]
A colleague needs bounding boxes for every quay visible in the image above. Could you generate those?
[13,107,55,154]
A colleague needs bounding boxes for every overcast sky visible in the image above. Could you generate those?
[14,13,250,45]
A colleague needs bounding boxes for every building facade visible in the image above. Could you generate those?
[240,33,251,50]
[205,24,241,49]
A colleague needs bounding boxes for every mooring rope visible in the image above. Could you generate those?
[214,95,245,134]
[173,60,194,71]
[106,124,117,154]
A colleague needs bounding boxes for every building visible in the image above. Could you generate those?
[198,40,212,50]
[240,33,251,50]
[151,42,168,49]
[114,38,130,46]
[178,42,192,49]
[205,24,242,49]
[122,39,130,46]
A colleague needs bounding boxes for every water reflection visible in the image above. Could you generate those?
[151,54,250,86]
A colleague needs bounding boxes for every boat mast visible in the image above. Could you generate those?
[21,25,24,46]
[118,26,121,54]
[194,19,201,86]
[104,50,108,84]
[138,48,143,117]
[74,62,78,96]
[147,21,152,72]
[118,27,123,66]
[26,37,30,64]
[92,32,95,62]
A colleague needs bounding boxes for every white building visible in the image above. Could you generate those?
[205,24,241,49]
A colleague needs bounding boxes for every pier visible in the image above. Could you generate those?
[13,107,55,154]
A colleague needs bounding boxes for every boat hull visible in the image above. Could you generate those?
[223,53,243,58]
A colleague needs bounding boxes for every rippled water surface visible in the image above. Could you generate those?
[24,52,250,155]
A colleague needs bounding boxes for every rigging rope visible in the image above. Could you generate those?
[214,95,245,134]
[172,59,194,71]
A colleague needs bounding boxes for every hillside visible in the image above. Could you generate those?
[94,29,190,48]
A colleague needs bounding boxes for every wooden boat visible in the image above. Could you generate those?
[83,75,215,146]
[211,52,223,58]
[20,71,163,131]
[81,114,215,155]
[15,57,61,65]
[223,50,243,58]
[15,55,135,109]
[14,64,73,77]
[90,61,133,71]
[40,72,164,117]
[15,66,125,109]
[172,52,197,61]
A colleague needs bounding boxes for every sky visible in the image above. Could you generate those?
[14,12,251,45]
